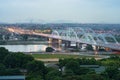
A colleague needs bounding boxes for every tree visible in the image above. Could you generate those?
[80,74,106,80]
[4,52,34,68]
[65,60,80,74]
[46,47,55,52]
[76,67,93,75]
[64,69,74,76]
[104,66,119,79]
[0,47,9,63]
[22,34,28,41]
[0,63,6,75]
[4,68,22,75]
[86,45,93,51]
[26,60,47,79]
[46,70,62,80]
[64,75,82,80]
[26,60,45,73]
[77,57,100,65]
[26,74,43,80]
[114,73,120,80]
[58,59,66,73]
[0,63,22,76]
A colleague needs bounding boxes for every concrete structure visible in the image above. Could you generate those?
[7,27,120,52]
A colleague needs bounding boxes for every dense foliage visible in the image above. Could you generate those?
[0,47,9,63]
[4,52,34,68]
[45,47,55,52]
[0,47,120,80]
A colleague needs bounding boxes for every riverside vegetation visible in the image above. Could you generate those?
[0,47,120,80]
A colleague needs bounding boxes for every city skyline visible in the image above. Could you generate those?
[0,0,120,23]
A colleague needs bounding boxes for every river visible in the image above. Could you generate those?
[0,45,48,52]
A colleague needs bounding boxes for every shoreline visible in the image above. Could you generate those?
[0,40,48,45]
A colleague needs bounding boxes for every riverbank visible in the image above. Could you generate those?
[0,40,48,45]
[30,53,110,62]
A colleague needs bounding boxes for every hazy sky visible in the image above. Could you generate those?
[0,0,120,23]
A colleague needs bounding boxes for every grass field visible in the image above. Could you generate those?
[31,54,94,59]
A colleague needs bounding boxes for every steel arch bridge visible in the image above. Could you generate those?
[51,27,120,50]
[7,27,120,50]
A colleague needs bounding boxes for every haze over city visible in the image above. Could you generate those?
[0,0,120,23]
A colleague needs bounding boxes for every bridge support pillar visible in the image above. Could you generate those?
[48,38,52,47]
[76,42,81,49]
[94,46,99,55]
[48,38,62,51]
[58,39,62,51]
[64,41,71,48]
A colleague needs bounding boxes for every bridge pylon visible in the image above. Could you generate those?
[48,38,62,51]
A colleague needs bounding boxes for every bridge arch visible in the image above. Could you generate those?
[50,27,120,50]
[67,28,79,41]
[52,30,60,38]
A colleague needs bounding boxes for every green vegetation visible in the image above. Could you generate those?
[86,44,94,51]
[4,52,34,68]
[1,47,120,80]
[0,47,9,63]
[26,60,47,80]
[32,54,93,59]
[22,34,28,41]
[100,56,120,67]
[45,47,55,52]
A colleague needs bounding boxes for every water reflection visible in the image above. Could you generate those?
[0,45,48,52]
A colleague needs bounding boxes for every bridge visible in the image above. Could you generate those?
[7,27,120,51]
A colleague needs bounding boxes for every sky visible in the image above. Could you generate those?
[0,0,120,23]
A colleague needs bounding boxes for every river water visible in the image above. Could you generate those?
[0,45,48,52]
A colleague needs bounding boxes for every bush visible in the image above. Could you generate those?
[4,52,34,68]
[46,47,55,52]
[0,47,9,63]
